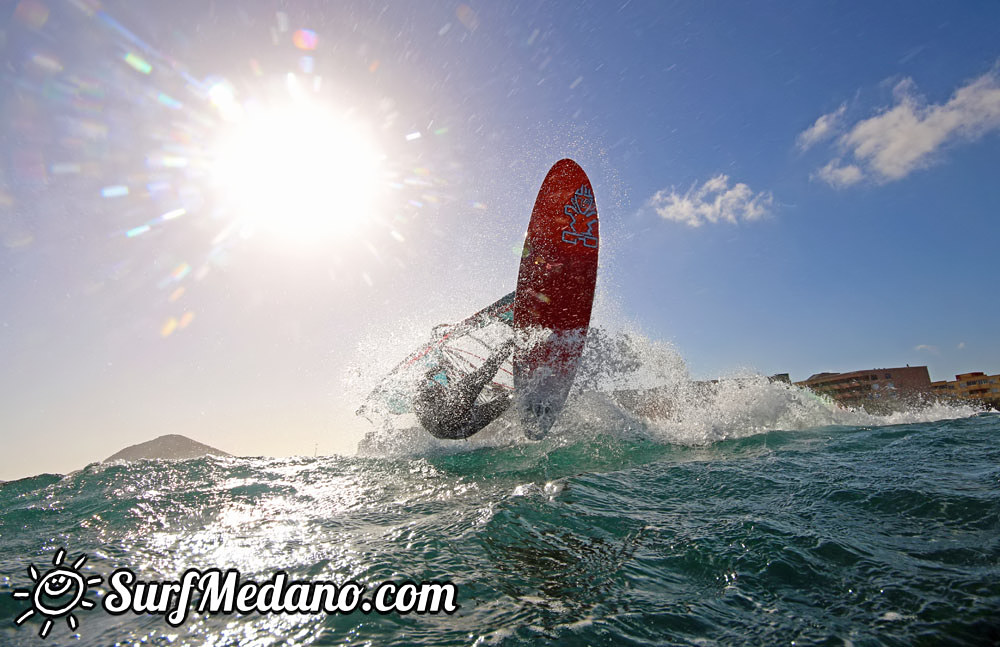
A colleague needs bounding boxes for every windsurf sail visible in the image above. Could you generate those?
[356,292,516,426]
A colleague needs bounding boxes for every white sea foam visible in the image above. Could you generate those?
[351,324,979,456]
[564,327,980,445]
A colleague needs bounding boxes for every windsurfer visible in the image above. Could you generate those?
[413,339,515,439]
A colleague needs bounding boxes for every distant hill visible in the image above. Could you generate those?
[104,434,230,462]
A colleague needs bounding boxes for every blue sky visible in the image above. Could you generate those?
[2,1,999,479]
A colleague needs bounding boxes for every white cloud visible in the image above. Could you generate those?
[915,344,939,354]
[958,341,966,350]
[809,67,1000,187]
[797,103,846,151]
[813,159,863,188]
[648,174,773,227]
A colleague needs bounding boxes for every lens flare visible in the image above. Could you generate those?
[292,29,318,51]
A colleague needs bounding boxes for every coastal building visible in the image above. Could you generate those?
[794,366,931,410]
[930,372,1000,409]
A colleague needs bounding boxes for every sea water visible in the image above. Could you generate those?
[2,334,998,646]
[2,393,998,645]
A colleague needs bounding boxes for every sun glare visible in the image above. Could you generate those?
[211,101,384,245]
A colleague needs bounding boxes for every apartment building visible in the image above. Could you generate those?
[930,371,1000,408]
[794,366,932,410]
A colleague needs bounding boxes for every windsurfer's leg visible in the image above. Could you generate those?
[451,339,515,406]
[475,393,513,426]
[446,394,513,439]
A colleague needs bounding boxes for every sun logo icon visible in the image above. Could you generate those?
[11,548,102,639]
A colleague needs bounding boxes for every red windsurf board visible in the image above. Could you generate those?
[512,158,599,438]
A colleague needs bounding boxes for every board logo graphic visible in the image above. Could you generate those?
[12,548,102,639]
[561,184,598,248]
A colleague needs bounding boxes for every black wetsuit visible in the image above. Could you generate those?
[414,340,514,439]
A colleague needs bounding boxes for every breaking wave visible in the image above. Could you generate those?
[352,326,979,458]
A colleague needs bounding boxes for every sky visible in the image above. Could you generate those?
[1,0,999,480]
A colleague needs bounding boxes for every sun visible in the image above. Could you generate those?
[12,548,102,639]
[211,97,385,245]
